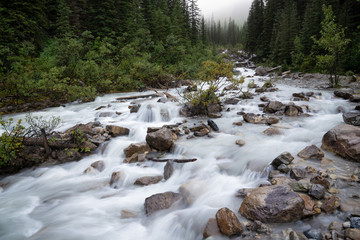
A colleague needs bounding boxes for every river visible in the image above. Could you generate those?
[0,67,357,240]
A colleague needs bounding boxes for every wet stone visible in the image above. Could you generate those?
[321,195,337,214]
[203,218,221,238]
[144,192,181,216]
[350,217,360,229]
[216,207,243,237]
[309,184,326,200]
[310,175,330,189]
[271,152,294,168]
[90,160,105,172]
[290,168,307,180]
[289,181,311,192]
[297,144,324,160]
[134,176,163,186]
[278,164,290,173]
[345,228,360,240]
[164,161,174,180]
[303,229,323,240]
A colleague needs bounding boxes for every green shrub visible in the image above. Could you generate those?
[0,117,25,166]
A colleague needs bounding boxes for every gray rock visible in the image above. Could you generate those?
[310,176,330,189]
[263,127,283,136]
[106,125,130,137]
[203,218,221,238]
[322,124,360,162]
[124,142,151,158]
[350,217,360,229]
[289,181,311,192]
[144,192,181,216]
[90,160,105,172]
[207,119,219,131]
[264,101,284,114]
[343,111,360,126]
[278,164,290,173]
[303,229,323,240]
[297,145,324,160]
[129,104,141,113]
[334,89,353,100]
[146,127,177,151]
[309,184,326,200]
[243,113,266,124]
[164,161,174,180]
[239,185,304,223]
[290,168,307,180]
[134,176,163,186]
[350,95,360,102]
[271,152,294,168]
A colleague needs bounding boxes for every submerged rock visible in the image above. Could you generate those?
[144,192,181,216]
[134,176,163,186]
[322,124,360,162]
[239,185,304,223]
[203,218,221,238]
[90,160,105,172]
[303,229,323,240]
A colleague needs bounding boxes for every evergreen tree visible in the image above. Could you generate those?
[313,4,350,87]
[245,0,264,55]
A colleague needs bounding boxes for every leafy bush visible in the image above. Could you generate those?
[0,117,25,166]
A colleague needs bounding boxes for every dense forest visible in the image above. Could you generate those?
[0,0,215,107]
[243,0,360,80]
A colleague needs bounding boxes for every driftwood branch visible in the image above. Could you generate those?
[147,158,197,163]
[267,66,281,72]
[115,93,159,101]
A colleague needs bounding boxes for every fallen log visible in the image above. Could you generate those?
[164,92,179,102]
[23,137,78,149]
[267,66,281,73]
[115,93,160,101]
[147,158,197,163]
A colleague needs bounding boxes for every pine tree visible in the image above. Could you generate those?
[245,0,264,55]
[188,0,201,43]
[313,4,350,87]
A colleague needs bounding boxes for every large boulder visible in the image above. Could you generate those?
[123,142,151,158]
[334,89,353,100]
[216,208,243,237]
[264,101,284,114]
[343,111,360,126]
[146,127,178,151]
[322,124,360,162]
[239,185,304,223]
[106,125,130,137]
[144,192,181,216]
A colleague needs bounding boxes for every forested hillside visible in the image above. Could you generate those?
[0,0,213,108]
[244,0,360,76]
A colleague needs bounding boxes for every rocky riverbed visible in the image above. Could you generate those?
[0,62,360,240]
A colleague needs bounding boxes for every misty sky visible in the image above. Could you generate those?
[198,0,252,25]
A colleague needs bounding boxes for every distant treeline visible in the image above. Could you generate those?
[242,0,360,74]
[0,0,217,106]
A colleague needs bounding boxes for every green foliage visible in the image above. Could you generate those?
[25,113,61,137]
[183,60,239,114]
[312,5,351,87]
[0,117,25,166]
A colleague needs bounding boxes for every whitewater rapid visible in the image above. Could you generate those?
[0,68,356,240]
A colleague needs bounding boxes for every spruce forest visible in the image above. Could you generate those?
[244,0,360,78]
[0,0,212,107]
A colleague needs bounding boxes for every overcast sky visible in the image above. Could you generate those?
[197,0,252,25]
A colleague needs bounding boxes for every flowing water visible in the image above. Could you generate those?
[0,68,358,240]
